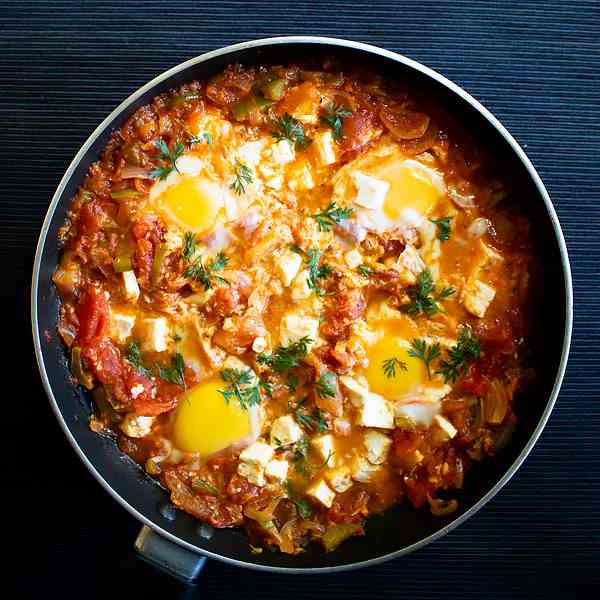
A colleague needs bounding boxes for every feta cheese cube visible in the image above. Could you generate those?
[110,311,136,343]
[395,401,441,427]
[290,270,311,301]
[174,154,203,176]
[325,465,353,493]
[311,434,336,467]
[237,140,265,167]
[356,393,394,429]
[265,459,289,482]
[265,175,283,190]
[344,248,363,269]
[339,376,371,407]
[122,270,140,302]
[270,415,303,447]
[277,250,302,287]
[314,131,337,165]
[239,440,274,467]
[237,461,266,487]
[280,313,319,349]
[351,171,390,210]
[223,190,242,222]
[349,456,382,483]
[363,430,392,465]
[271,139,295,164]
[463,279,496,318]
[399,245,425,275]
[139,317,170,352]
[120,414,155,438]
[432,415,458,440]
[251,336,268,353]
[306,479,336,508]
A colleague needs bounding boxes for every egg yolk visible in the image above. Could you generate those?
[173,378,253,455]
[158,177,222,234]
[371,158,443,222]
[365,336,428,400]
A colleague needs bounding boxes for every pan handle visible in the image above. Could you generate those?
[135,525,207,583]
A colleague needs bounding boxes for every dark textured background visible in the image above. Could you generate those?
[2,0,598,597]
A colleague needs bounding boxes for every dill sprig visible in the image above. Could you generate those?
[408,339,441,380]
[183,252,229,290]
[218,368,263,410]
[382,357,408,379]
[157,353,186,388]
[306,248,334,296]
[149,139,185,180]
[310,201,354,232]
[430,217,453,242]
[230,159,253,195]
[257,336,312,373]
[124,340,153,378]
[436,326,481,383]
[401,269,455,317]
[272,113,311,150]
[320,102,352,140]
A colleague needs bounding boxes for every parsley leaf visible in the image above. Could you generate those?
[357,264,374,277]
[124,340,153,378]
[230,159,253,195]
[218,368,262,410]
[149,139,184,180]
[315,371,336,399]
[320,102,352,140]
[382,357,408,379]
[430,217,453,242]
[284,480,313,518]
[436,326,481,383]
[183,252,229,290]
[157,353,186,388]
[306,248,333,296]
[272,113,311,150]
[292,436,311,476]
[295,399,328,433]
[182,231,196,261]
[257,336,312,373]
[189,132,212,146]
[408,339,441,380]
[401,269,454,317]
[310,201,354,232]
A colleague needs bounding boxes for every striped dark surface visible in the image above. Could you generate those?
[3,1,598,597]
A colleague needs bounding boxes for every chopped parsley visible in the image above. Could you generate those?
[306,248,334,296]
[182,231,196,261]
[408,339,441,380]
[124,340,152,378]
[189,132,212,146]
[430,217,453,242]
[320,102,352,140]
[183,252,229,290]
[310,201,354,232]
[382,357,408,379]
[295,398,328,433]
[149,139,184,180]
[257,336,312,373]
[230,159,253,195]
[401,269,455,317]
[272,113,311,150]
[315,371,336,399]
[436,326,481,383]
[157,353,186,388]
[218,368,263,410]
[357,264,374,277]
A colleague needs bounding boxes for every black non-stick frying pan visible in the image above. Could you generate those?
[31,37,573,580]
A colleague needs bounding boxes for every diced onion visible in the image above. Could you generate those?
[467,218,490,238]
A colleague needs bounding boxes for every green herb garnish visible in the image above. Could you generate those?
[408,339,441,380]
[218,368,263,410]
[257,336,312,373]
[183,252,229,290]
[292,436,311,477]
[157,353,186,388]
[401,269,454,317]
[436,326,481,383]
[357,264,374,277]
[306,248,333,296]
[310,201,354,232]
[149,139,184,180]
[382,357,408,379]
[295,399,328,433]
[430,217,453,242]
[315,372,336,399]
[182,231,196,261]
[284,480,313,518]
[230,159,253,195]
[320,102,352,140]
[272,113,311,150]
[124,340,153,378]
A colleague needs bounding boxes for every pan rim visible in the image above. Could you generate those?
[30,35,573,573]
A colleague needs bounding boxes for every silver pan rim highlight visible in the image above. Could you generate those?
[31,35,573,574]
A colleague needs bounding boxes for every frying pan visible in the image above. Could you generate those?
[31,36,573,581]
